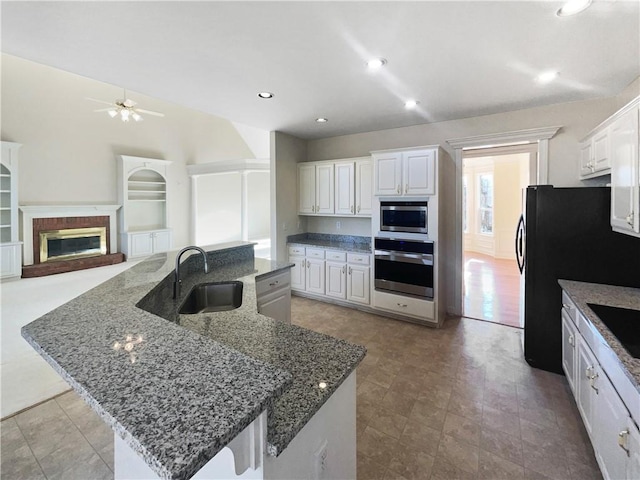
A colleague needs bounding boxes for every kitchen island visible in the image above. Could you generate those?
[21,242,366,480]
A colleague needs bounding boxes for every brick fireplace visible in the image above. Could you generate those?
[19,205,124,278]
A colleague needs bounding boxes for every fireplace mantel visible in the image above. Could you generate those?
[19,205,121,266]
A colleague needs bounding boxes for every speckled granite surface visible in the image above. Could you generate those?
[559,280,640,391]
[22,242,365,479]
[287,233,371,254]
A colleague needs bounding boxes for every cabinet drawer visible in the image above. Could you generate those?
[562,291,578,325]
[347,253,370,265]
[306,248,325,259]
[326,250,346,262]
[288,245,306,256]
[256,269,291,296]
[374,290,434,320]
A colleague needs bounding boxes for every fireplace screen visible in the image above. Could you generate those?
[39,227,107,263]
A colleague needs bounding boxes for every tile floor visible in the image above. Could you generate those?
[1,296,601,480]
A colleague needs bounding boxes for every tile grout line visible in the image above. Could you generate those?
[11,410,49,480]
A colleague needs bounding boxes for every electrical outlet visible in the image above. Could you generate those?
[313,440,328,480]
[282,222,287,231]
[336,221,341,230]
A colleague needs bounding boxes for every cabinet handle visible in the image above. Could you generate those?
[357,205,361,213]
[562,303,570,310]
[585,366,593,378]
[397,185,401,194]
[348,267,352,275]
[589,370,599,394]
[626,212,634,227]
[350,205,354,213]
[618,429,630,457]
[316,205,320,213]
[568,334,574,347]
[342,266,346,274]
[405,184,408,194]
[307,260,310,268]
[269,281,279,287]
[397,303,408,308]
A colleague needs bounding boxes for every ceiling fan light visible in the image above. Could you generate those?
[108,109,118,118]
[132,112,142,122]
[120,109,130,121]
[556,0,591,16]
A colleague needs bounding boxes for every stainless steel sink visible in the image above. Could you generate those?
[178,281,243,314]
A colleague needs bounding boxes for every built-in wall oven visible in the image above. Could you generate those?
[380,201,428,234]
[374,237,434,299]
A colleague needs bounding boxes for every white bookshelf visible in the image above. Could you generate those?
[0,142,22,279]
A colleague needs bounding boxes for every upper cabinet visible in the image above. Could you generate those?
[580,128,611,179]
[372,148,436,196]
[298,157,372,217]
[609,98,639,237]
[117,155,173,258]
[0,142,22,279]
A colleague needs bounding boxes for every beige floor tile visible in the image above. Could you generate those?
[479,425,523,466]
[357,426,400,467]
[408,400,447,432]
[482,405,521,437]
[435,433,479,476]
[443,412,481,447]
[522,442,572,480]
[379,389,416,418]
[367,408,408,440]
[399,422,442,458]
[0,442,47,480]
[387,446,434,480]
[357,453,387,480]
[447,394,484,423]
[477,448,525,480]
[430,455,476,480]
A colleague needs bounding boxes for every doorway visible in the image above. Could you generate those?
[461,148,532,328]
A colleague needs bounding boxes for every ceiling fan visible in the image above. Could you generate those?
[86,89,164,122]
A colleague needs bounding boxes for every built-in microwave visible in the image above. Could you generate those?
[380,201,428,234]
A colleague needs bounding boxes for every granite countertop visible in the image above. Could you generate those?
[287,233,372,254]
[558,279,639,391]
[22,242,366,480]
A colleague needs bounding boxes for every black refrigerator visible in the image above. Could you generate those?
[516,185,640,374]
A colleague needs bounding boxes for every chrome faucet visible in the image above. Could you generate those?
[174,246,209,298]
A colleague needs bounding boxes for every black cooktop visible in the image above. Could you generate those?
[587,304,640,359]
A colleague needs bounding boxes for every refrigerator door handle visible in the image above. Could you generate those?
[515,214,525,274]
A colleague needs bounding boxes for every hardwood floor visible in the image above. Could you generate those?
[463,251,523,328]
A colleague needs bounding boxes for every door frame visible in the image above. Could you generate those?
[446,126,561,316]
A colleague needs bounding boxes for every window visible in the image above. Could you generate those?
[478,174,493,234]
[462,176,468,233]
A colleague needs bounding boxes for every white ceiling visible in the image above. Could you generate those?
[1,1,638,140]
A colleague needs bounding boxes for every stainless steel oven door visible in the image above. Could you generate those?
[374,249,434,299]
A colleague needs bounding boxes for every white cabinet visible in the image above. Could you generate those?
[298,158,372,217]
[326,261,347,299]
[576,334,599,437]
[355,159,373,216]
[305,257,325,295]
[118,155,172,259]
[346,253,370,305]
[609,101,639,236]
[373,148,436,196]
[289,256,306,291]
[628,423,640,480]
[256,269,292,323]
[297,163,334,215]
[594,369,632,480]
[580,129,611,178]
[561,309,578,395]
[0,142,22,279]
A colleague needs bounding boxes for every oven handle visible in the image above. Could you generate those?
[375,250,433,265]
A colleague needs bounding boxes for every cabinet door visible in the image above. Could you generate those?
[298,164,316,214]
[594,367,629,480]
[561,310,578,396]
[347,265,370,305]
[334,162,355,215]
[580,141,594,177]
[152,230,172,253]
[610,107,639,234]
[628,423,640,480]
[305,258,325,294]
[576,338,599,436]
[0,243,20,278]
[403,150,435,195]
[355,159,373,216]
[129,232,154,257]
[374,153,402,196]
[315,164,335,215]
[593,129,611,172]
[289,256,306,291]
[258,291,291,323]
[325,261,347,299]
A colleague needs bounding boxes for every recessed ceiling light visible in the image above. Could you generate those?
[404,100,419,109]
[316,118,328,123]
[257,92,274,99]
[536,71,559,84]
[556,0,591,17]
[366,58,387,70]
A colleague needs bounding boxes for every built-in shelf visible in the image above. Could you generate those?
[1,142,22,279]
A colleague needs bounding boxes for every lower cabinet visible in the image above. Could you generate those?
[0,242,22,279]
[122,229,172,259]
[289,245,371,307]
[256,269,292,323]
[562,290,639,480]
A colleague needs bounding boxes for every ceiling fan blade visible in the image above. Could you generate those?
[136,108,165,117]
[122,98,137,108]
[93,108,114,112]
[86,97,115,106]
